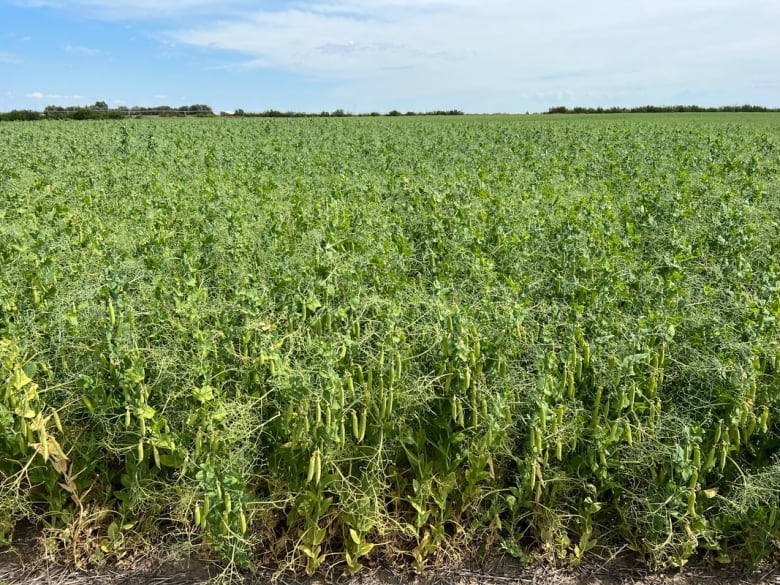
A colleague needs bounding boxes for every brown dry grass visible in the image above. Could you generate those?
[1,523,778,585]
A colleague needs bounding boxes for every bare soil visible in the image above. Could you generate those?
[2,523,778,585]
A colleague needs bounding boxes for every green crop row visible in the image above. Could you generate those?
[1,115,779,576]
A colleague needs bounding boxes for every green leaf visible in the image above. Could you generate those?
[159,453,186,468]
[125,362,145,384]
[192,385,215,404]
[135,404,156,419]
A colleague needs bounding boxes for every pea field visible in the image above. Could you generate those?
[1,114,779,576]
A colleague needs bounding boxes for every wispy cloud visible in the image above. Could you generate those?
[25,91,85,100]
[166,0,780,107]
[63,44,101,55]
[9,0,780,110]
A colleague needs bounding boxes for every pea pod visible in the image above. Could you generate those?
[307,449,321,484]
[703,444,717,473]
[745,413,757,443]
[351,410,360,440]
[52,410,63,433]
[202,496,210,527]
[689,469,698,491]
[713,421,722,445]
[538,402,547,434]
[758,406,769,434]
[358,408,367,443]
[687,490,697,517]
[533,426,543,454]
[590,386,603,430]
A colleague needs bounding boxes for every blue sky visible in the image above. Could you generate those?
[1,0,778,113]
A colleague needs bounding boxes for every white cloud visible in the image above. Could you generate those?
[25,91,85,100]
[11,0,780,110]
[64,44,101,55]
[164,0,779,108]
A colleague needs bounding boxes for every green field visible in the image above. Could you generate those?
[1,115,779,575]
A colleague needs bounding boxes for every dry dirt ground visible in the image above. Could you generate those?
[2,560,780,585]
[1,524,778,585]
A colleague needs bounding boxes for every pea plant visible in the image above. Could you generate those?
[0,114,778,576]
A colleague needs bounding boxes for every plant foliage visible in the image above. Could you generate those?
[1,115,779,574]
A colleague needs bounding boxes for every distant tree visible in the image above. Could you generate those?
[428,109,464,116]
[545,104,776,115]
[0,109,42,121]
[73,107,97,120]
[44,105,66,118]
[189,104,214,116]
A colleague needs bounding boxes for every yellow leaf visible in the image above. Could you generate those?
[15,408,36,419]
[24,384,39,401]
[47,435,68,461]
[12,367,32,390]
[357,542,375,557]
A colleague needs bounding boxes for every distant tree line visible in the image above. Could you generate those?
[224,108,465,118]
[546,104,779,114]
[0,102,466,121]
[0,109,45,121]
[0,101,214,121]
